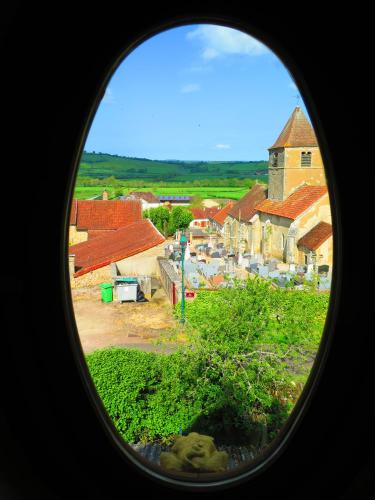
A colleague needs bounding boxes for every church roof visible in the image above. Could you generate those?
[228,184,267,222]
[255,185,327,220]
[269,107,318,150]
[210,201,236,226]
[297,221,332,251]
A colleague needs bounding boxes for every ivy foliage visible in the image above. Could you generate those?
[86,277,329,446]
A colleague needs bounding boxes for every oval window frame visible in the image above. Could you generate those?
[62,16,341,492]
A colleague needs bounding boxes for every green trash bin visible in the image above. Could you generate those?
[100,282,113,303]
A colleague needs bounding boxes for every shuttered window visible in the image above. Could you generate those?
[301,151,312,167]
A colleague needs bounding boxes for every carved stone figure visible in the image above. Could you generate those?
[159,432,228,473]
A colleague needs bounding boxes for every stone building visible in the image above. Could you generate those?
[209,201,235,234]
[255,185,331,266]
[297,221,332,270]
[69,219,165,288]
[189,207,220,228]
[125,191,160,210]
[223,106,333,270]
[223,184,267,254]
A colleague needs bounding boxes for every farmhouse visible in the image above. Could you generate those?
[189,207,221,228]
[223,106,332,270]
[125,191,160,210]
[69,219,166,288]
[69,198,142,245]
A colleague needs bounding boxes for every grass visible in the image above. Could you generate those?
[73,184,267,201]
[126,186,251,200]
[73,187,110,199]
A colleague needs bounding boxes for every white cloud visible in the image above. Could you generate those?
[187,25,269,60]
[181,83,200,93]
[215,144,231,149]
[289,81,298,90]
[102,87,115,104]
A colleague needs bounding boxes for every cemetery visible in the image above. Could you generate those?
[163,231,331,298]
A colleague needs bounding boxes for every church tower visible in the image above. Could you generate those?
[267,107,326,201]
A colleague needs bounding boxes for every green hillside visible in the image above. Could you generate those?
[79,152,268,181]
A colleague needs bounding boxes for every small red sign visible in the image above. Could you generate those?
[185,291,195,299]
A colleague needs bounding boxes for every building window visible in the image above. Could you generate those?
[271,152,278,168]
[301,151,312,167]
[281,233,285,251]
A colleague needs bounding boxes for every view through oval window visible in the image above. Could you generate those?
[68,24,333,480]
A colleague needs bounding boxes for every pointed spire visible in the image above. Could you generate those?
[269,107,318,149]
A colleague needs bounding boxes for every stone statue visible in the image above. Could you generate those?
[160,432,228,473]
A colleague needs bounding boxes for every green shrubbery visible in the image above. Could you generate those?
[86,277,329,446]
[143,206,193,236]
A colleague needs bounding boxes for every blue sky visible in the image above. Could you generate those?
[84,24,308,161]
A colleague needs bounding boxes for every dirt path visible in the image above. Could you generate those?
[71,285,179,354]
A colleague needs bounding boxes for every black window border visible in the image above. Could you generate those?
[5,5,372,500]
[61,16,341,493]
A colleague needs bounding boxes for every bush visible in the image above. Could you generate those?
[86,279,329,447]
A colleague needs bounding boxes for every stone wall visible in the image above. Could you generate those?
[70,265,112,289]
[298,237,333,268]
[70,242,165,289]
[69,225,88,246]
[157,257,182,304]
[267,146,326,202]
[115,242,165,277]
[283,147,326,200]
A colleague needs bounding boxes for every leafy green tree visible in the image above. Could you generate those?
[168,206,193,234]
[143,206,171,235]
[114,187,124,198]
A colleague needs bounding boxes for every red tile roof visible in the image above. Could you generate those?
[297,221,332,251]
[70,199,142,230]
[70,199,78,225]
[127,191,159,203]
[210,202,236,226]
[228,184,267,222]
[256,185,327,220]
[190,207,221,220]
[269,107,318,150]
[70,219,165,277]
[87,230,114,240]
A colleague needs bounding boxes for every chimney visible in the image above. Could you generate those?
[102,190,108,200]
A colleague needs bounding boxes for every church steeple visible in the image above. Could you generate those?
[269,107,318,150]
[267,107,325,201]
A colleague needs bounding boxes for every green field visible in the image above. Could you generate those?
[73,187,106,199]
[73,185,252,201]
[74,152,268,200]
[134,186,250,199]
